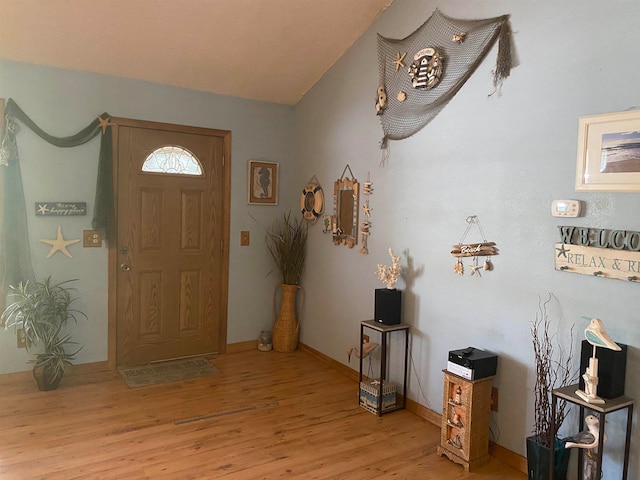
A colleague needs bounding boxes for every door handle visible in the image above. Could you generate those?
[120,263,131,271]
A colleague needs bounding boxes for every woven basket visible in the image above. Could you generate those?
[273,284,303,352]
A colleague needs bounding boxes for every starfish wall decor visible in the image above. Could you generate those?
[39,226,80,258]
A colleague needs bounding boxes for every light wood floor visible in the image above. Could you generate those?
[0,349,526,479]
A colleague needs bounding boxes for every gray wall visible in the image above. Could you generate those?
[0,59,294,370]
[293,0,639,477]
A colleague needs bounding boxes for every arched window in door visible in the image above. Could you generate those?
[141,145,203,175]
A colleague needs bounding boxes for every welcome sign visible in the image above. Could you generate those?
[555,226,640,283]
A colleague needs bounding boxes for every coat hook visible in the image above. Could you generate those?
[628,276,638,282]
[560,266,569,271]
[593,271,603,276]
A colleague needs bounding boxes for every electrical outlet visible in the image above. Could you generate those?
[363,334,370,344]
[16,328,26,349]
[240,231,250,246]
[491,387,499,412]
[83,230,102,247]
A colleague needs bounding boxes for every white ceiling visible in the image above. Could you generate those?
[0,0,393,105]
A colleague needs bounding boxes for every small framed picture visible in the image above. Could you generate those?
[248,160,279,205]
[575,110,640,192]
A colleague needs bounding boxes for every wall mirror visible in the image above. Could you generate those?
[333,165,359,248]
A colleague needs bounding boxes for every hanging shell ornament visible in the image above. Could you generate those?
[375,85,388,115]
[483,258,493,271]
[0,146,10,167]
[452,32,467,44]
[363,181,374,195]
[408,47,443,90]
[0,116,20,167]
[454,260,464,276]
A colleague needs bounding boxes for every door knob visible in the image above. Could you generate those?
[120,263,131,271]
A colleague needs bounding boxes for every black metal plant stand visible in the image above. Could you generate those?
[551,384,634,480]
[358,320,409,416]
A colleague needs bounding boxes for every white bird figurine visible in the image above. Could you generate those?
[583,317,621,351]
[347,340,379,362]
[576,317,621,403]
[564,415,607,452]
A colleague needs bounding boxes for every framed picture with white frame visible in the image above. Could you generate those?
[575,109,640,192]
[248,160,279,205]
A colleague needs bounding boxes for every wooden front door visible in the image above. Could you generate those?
[114,119,230,366]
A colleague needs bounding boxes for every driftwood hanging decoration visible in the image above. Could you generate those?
[451,215,498,276]
[359,172,373,255]
[377,9,514,158]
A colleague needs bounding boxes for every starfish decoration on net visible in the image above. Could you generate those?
[97,115,115,135]
[393,51,406,72]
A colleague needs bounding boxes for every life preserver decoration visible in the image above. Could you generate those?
[300,182,324,222]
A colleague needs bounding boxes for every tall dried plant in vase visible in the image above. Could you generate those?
[527,294,575,480]
[267,211,308,286]
[267,212,308,352]
[531,294,575,447]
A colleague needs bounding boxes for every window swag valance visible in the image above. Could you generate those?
[0,98,113,294]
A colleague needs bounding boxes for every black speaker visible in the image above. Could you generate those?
[374,288,402,325]
[578,339,627,399]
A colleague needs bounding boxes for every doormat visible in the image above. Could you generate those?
[118,356,220,388]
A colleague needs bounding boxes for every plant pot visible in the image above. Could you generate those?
[272,284,303,352]
[32,365,61,391]
[526,435,571,480]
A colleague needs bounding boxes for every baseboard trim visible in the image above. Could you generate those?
[68,361,110,376]
[299,342,527,475]
[225,340,257,354]
[490,441,528,474]
[299,343,359,382]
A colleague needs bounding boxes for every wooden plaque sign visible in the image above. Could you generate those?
[554,243,640,283]
[35,202,87,216]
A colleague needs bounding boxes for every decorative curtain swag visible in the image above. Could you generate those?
[0,98,113,294]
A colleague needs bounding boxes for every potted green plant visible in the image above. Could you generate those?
[1,276,86,390]
[266,211,308,352]
[527,294,575,480]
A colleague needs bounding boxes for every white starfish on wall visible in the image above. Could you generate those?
[39,225,80,258]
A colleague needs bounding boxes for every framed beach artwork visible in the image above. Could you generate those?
[575,109,640,192]
[248,160,279,205]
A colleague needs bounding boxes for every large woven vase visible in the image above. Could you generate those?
[273,284,303,352]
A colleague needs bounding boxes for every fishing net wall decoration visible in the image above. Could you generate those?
[377,9,514,160]
[0,99,113,297]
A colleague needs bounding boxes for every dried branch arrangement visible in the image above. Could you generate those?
[531,294,575,447]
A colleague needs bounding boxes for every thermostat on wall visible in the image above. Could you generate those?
[551,199,582,217]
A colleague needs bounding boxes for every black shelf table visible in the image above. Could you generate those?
[551,384,634,480]
[358,320,410,416]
